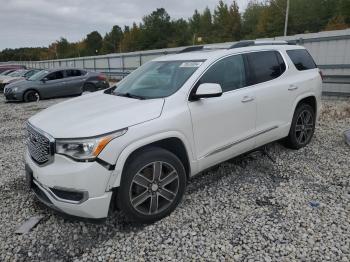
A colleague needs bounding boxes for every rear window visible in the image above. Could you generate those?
[66,70,82,77]
[245,51,286,85]
[286,49,316,71]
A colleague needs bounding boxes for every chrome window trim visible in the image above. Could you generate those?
[187,49,289,100]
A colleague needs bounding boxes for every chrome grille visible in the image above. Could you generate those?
[26,123,54,165]
[4,87,12,95]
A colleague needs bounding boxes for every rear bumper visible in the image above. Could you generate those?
[25,150,113,219]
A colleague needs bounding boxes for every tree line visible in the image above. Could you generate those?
[0,0,349,62]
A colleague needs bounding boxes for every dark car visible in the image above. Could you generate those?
[0,64,26,73]
[0,69,16,76]
[4,68,109,102]
[0,69,42,92]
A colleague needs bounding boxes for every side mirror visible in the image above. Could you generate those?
[41,77,48,83]
[191,83,222,101]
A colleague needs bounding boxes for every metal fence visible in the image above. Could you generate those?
[13,28,350,96]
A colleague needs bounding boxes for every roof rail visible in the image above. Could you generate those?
[229,40,296,49]
[178,45,204,53]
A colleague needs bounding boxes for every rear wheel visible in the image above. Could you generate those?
[285,103,315,149]
[82,83,96,93]
[23,90,40,102]
[117,147,187,223]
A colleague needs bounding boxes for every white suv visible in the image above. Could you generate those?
[25,42,322,223]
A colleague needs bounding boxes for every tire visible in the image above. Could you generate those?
[285,103,315,149]
[117,147,187,223]
[82,83,96,93]
[23,90,40,102]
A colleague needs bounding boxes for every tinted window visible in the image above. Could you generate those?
[287,49,316,71]
[245,51,285,85]
[199,55,246,92]
[46,71,64,81]
[66,70,82,77]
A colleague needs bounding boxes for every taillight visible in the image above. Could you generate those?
[319,70,324,80]
[97,74,106,81]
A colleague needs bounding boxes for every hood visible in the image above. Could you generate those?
[2,76,23,84]
[5,79,28,89]
[29,92,165,138]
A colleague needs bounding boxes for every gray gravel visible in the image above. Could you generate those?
[0,95,349,262]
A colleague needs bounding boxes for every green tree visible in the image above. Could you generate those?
[84,31,103,55]
[120,23,142,52]
[140,8,172,49]
[168,19,191,47]
[198,7,213,43]
[242,1,264,39]
[101,25,123,54]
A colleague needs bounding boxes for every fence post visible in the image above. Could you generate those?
[93,58,96,71]
[139,53,142,66]
[107,57,111,78]
[121,55,125,78]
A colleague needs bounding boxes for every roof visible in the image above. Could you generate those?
[154,44,305,62]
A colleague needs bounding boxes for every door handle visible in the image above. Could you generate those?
[288,85,298,91]
[241,96,254,103]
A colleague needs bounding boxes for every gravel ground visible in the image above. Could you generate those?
[0,95,349,262]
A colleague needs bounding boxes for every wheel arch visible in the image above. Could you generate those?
[23,88,41,101]
[290,93,318,122]
[106,133,195,190]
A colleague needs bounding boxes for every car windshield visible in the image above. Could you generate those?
[28,70,48,81]
[24,70,39,78]
[0,70,10,75]
[113,60,204,99]
[8,70,26,77]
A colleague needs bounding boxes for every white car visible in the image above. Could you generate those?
[25,41,322,223]
[0,69,40,91]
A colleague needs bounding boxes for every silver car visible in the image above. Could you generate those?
[4,68,109,102]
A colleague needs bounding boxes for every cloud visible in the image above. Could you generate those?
[0,0,247,50]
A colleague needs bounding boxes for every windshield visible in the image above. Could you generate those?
[28,70,48,81]
[8,70,26,77]
[113,60,204,99]
[24,70,39,78]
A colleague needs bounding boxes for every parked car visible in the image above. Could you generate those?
[0,64,26,73]
[0,69,16,76]
[24,42,322,223]
[4,68,109,102]
[0,69,41,91]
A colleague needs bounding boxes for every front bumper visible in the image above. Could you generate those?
[25,150,113,218]
[4,88,22,101]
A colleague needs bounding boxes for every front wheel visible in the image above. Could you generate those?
[285,103,315,149]
[23,90,40,102]
[117,147,187,223]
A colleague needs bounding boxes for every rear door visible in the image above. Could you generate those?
[61,70,85,95]
[244,50,292,147]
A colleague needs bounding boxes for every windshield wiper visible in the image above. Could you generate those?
[115,92,146,100]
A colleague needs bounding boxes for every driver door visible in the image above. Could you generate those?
[188,54,257,170]
[40,70,65,98]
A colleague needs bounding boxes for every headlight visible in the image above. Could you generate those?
[12,87,18,92]
[55,128,127,161]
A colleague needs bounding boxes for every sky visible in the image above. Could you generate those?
[0,0,247,51]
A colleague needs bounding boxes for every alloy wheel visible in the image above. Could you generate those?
[295,110,314,144]
[129,161,179,215]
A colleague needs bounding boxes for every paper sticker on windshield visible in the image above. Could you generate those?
[179,62,203,68]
